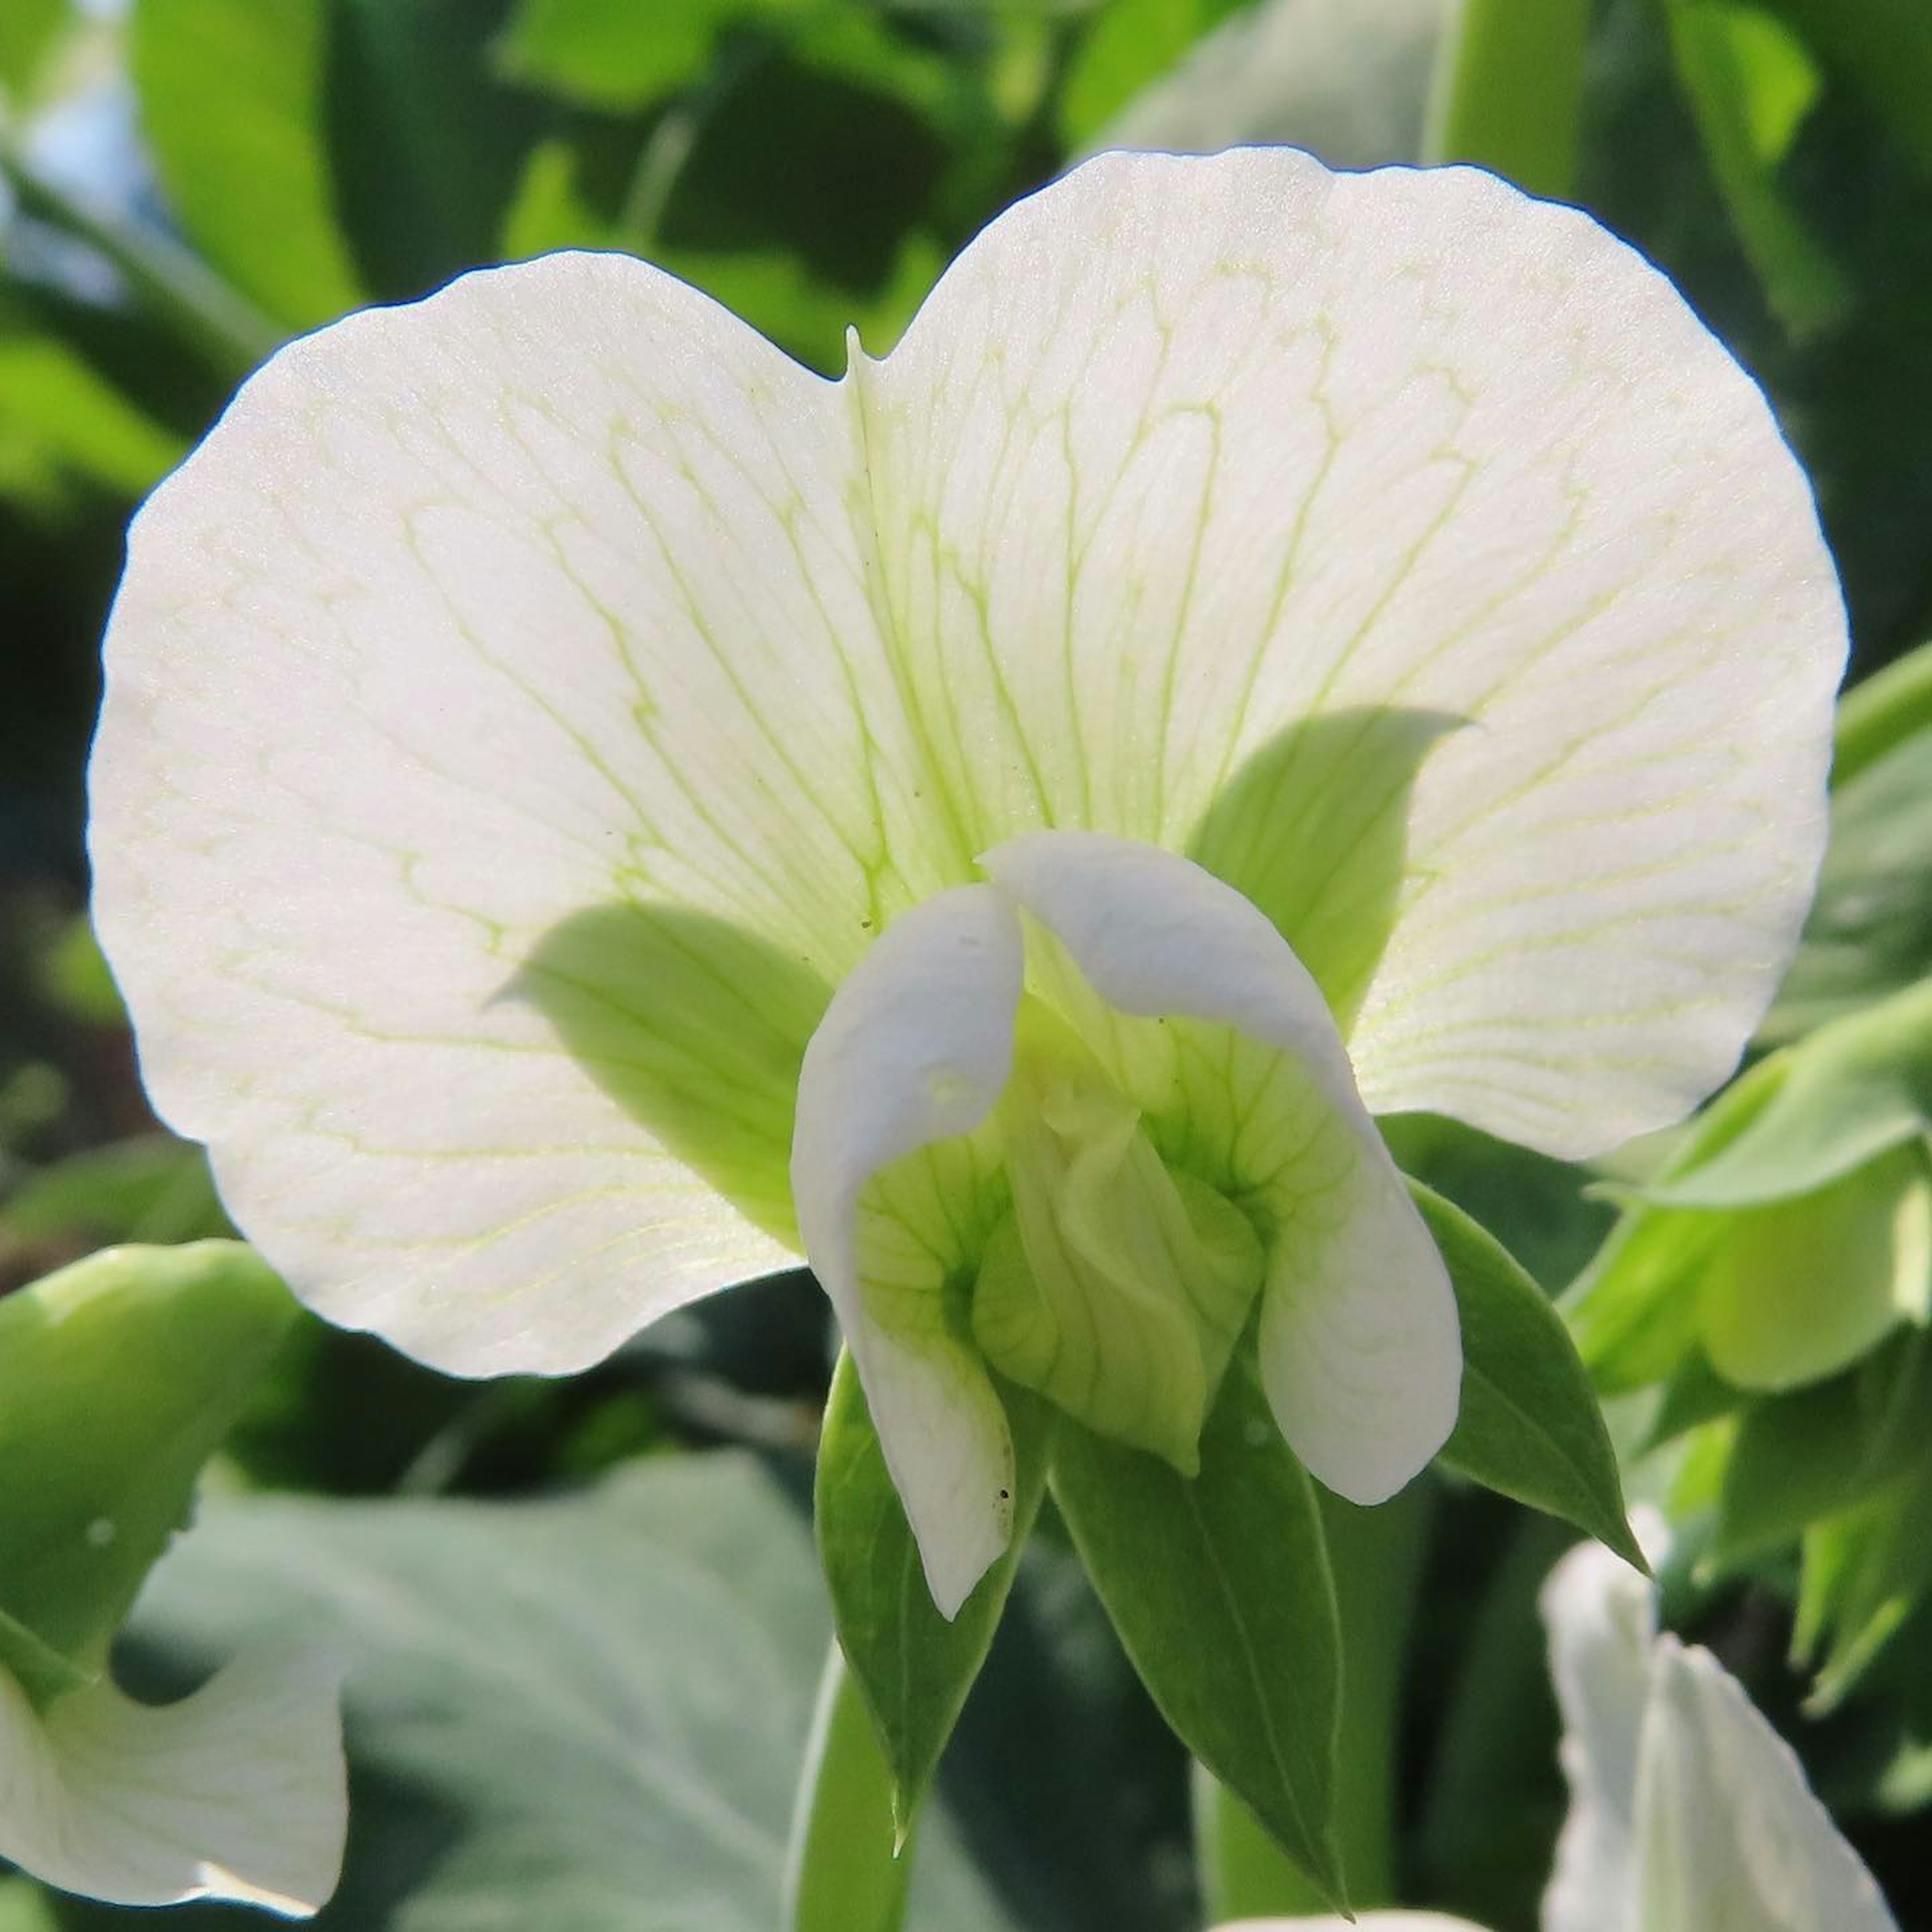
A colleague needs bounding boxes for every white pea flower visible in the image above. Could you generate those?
[91,149,1841,1614]
[1215,1523,1900,1932]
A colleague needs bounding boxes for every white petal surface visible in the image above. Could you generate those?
[865,148,1842,1157]
[1633,1640,1897,1932]
[0,1646,346,1914]
[92,252,932,1375]
[983,831,1458,1503]
[1215,1918,1490,1931]
[1539,1535,1658,1932]
[791,886,1024,1617]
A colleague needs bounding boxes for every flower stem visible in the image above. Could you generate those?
[1422,0,1591,199]
[782,1643,912,1932]
[1194,1480,1434,1917]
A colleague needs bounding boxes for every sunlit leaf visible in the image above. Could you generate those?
[129,0,363,330]
[1416,1182,1644,1569]
[55,1455,1021,1931]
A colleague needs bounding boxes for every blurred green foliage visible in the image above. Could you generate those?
[3,1,1932,1927]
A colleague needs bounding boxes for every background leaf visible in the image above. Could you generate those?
[53,1453,1023,1932]
[128,0,363,329]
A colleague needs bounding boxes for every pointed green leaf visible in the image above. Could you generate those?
[1049,1359,1345,1908]
[815,1350,1051,1829]
[0,1240,296,1680]
[1416,1181,1645,1570]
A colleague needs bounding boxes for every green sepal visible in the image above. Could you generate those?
[815,1349,1052,1835]
[0,1240,297,1684]
[1048,1357,1346,1910]
[1415,1180,1646,1571]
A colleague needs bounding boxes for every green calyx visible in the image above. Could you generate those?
[970,998,1264,1473]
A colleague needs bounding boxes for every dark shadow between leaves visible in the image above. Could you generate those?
[508,902,834,1245]
[1187,705,1467,1033]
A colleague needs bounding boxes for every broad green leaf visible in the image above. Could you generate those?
[816,1350,1052,1827]
[1715,1328,1932,1559]
[0,1241,295,1681]
[129,0,363,330]
[56,1455,1020,1932]
[1662,0,1849,337]
[1416,1181,1644,1569]
[1050,1359,1345,1907]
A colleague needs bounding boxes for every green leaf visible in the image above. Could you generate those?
[1415,1180,1644,1570]
[1661,0,1850,336]
[60,1455,1020,1932]
[129,0,364,330]
[1715,1328,1932,1560]
[815,1350,1051,1829]
[495,0,804,112]
[1423,0,1590,197]
[1059,0,1250,148]
[1049,1358,1345,1908]
[0,1242,295,1681]
[326,0,548,299]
